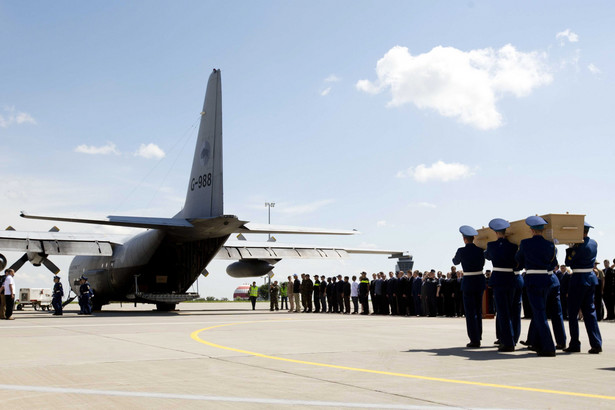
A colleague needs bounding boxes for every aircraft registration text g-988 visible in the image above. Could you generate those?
[191,173,212,191]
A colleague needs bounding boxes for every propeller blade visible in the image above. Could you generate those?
[42,258,60,274]
[9,253,29,272]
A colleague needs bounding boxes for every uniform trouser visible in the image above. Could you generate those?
[389,295,398,315]
[605,293,615,319]
[398,296,407,316]
[0,294,5,319]
[320,294,327,312]
[344,295,351,313]
[4,295,14,319]
[381,295,389,315]
[427,295,437,317]
[270,296,279,310]
[305,293,313,311]
[52,296,63,314]
[462,289,483,344]
[293,293,300,312]
[314,294,320,312]
[493,286,517,347]
[512,276,524,344]
[359,295,369,314]
[250,296,257,310]
[337,293,344,313]
[281,296,288,310]
[525,278,555,352]
[352,296,359,313]
[80,296,92,314]
[595,287,604,321]
[546,280,566,347]
[288,293,294,311]
[561,291,569,320]
[567,274,602,349]
[413,294,422,316]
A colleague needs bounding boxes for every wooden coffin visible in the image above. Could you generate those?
[474,213,585,249]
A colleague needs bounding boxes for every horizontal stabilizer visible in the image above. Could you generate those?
[21,212,193,229]
[236,223,359,236]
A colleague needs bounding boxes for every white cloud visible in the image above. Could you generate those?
[324,74,341,82]
[588,63,601,75]
[74,141,120,155]
[356,44,552,130]
[376,220,387,227]
[320,87,332,96]
[397,160,474,182]
[0,106,36,128]
[135,143,165,159]
[556,29,579,45]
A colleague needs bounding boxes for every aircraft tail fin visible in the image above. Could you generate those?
[181,69,223,219]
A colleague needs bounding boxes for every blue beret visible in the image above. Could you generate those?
[525,215,548,229]
[488,218,510,231]
[584,221,593,229]
[80,275,88,280]
[459,225,478,236]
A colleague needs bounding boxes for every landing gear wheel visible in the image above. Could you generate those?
[156,303,176,312]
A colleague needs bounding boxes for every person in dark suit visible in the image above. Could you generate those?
[335,275,344,313]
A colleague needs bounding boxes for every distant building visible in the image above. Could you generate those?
[395,255,414,272]
[233,284,250,300]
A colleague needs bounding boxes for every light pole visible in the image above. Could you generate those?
[265,202,275,240]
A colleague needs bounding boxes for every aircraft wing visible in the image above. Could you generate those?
[0,230,127,256]
[236,223,358,235]
[215,240,407,260]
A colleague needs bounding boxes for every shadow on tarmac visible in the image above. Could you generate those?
[403,346,538,360]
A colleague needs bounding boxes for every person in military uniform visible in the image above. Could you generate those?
[312,275,321,313]
[269,280,280,311]
[359,272,370,315]
[319,275,327,313]
[484,218,519,352]
[52,275,64,316]
[604,260,615,320]
[564,222,602,354]
[78,275,93,315]
[280,280,288,310]
[515,216,558,357]
[452,225,485,348]
[303,274,314,313]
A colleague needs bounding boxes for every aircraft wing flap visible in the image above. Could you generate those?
[0,238,44,253]
[41,240,113,256]
[216,243,351,260]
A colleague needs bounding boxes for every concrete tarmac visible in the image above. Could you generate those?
[1,302,614,409]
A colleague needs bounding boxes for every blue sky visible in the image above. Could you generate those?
[1,1,614,298]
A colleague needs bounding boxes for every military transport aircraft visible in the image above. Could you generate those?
[0,69,408,311]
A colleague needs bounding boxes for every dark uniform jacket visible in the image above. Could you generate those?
[565,236,599,287]
[485,238,518,287]
[453,243,485,292]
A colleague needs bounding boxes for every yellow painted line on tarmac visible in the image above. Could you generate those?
[191,320,615,401]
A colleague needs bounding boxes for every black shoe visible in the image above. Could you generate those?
[493,340,501,345]
[519,340,529,346]
[466,342,480,348]
[563,346,580,353]
[588,346,602,354]
[498,345,515,352]
[527,345,537,352]
[537,351,556,357]
[555,344,565,350]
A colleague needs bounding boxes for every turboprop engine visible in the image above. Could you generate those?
[226,259,274,278]
[0,253,6,271]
